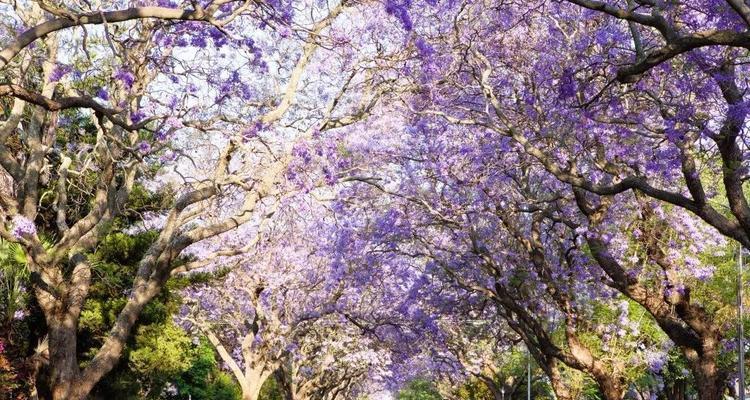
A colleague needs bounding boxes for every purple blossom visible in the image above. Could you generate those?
[131,110,146,124]
[137,141,152,154]
[95,87,109,101]
[209,28,228,47]
[645,351,667,373]
[50,64,73,82]
[415,37,434,59]
[115,68,135,89]
[557,68,577,99]
[384,0,413,30]
[11,215,36,238]
[242,121,264,142]
[155,130,169,141]
[191,34,208,48]
[159,150,177,163]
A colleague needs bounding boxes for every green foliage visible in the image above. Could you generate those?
[693,241,738,316]
[79,230,165,355]
[655,349,695,398]
[398,378,442,400]
[454,378,492,400]
[0,237,51,397]
[91,327,241,400]
[80,228,241,399]
[116,184,175,228]
[0,239,29,327]
[129,322,194,377]
[55,109,98,148]
[170,338,241,400]
[97,230,159,265]
[259,375,284,400]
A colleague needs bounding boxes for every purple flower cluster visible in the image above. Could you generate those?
[385,0,414,30]
[115,68,135,89]
[137,141,152,154]
[645,351,667,373]
[50,64,73,82]
[242,121,265,141]
[11,215,36,238]
[95,87,110,101]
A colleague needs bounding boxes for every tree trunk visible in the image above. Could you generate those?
[665,379,687,400]
[683,337,726,400]
[565,326,624,400]
[32,255,93,400]
[47,314,80,400]
[546,359,573,400]
[598,379,624,400]
[691,352,725,400]
[694,377,723,400]
[241,368,271,400]
[242,385,262,400]
[583,230,728,400]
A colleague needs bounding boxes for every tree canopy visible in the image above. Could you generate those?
[0,1,750,400]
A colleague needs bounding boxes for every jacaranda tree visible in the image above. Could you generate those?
[2,0,750,399]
